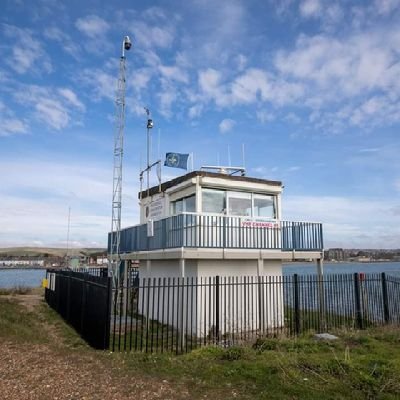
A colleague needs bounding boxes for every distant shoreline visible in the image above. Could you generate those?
[0,266,47,270]
[285,260,398,264]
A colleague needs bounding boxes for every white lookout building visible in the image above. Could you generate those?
[112,169,324,278]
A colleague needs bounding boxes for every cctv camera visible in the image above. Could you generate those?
[124,36,132,50]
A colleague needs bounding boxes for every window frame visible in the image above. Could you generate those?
[200,187,277,219]
[170,194,196,215]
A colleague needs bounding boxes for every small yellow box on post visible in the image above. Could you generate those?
[42,278,48,288]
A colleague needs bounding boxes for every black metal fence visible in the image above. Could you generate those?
[70,267,108,277]
[111,272,400,353]
[45,269,112,349]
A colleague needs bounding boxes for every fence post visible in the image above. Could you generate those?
[316,259,326,332]
[56,272,61,312]
[293,274,300,335]
[353,273,363,329]
[215,275,220,343]
[104,276,112,350]
[381,272,390,324]
[67,273,71,321]
[80,273,87,336]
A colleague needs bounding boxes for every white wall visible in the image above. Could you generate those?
[138,258,284,339]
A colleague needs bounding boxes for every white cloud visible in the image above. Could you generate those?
[58,88,85,111]
[284,195,400,248]
[0,118,28,137]
[75,15,110,38]
[299,0,322,17]
[198,67,303,108]
[273,27,400,129]
[256,110,274,124]
[129,68,152,91]
[44,26,81,59]
[236,54,247,71]
[275,30,399,97]
[0,158,140,247]
[188,104,203,119]
[35,98,70,130]
[132,22,175,49]
[198,68,229,106]
[79,68,115,101]
[157,82,177,117]
[159,65,189,84]
[219,118,236,133]
[269,0,295,17]
[12,84,85,131]
[374,0,400,15]
[0,100,28,136]
[3,24,52,74]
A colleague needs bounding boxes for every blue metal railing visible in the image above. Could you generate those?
[109,214,323,254]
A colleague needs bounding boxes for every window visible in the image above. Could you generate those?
[253,194,275,218]
[202,189,226,214]
[185,195,196,212]
[201,188,276,218]
[171,195,196,215]
[227,191,252,216]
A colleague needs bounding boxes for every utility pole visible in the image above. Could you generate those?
[144,107,153,192]
[109,36,132,283]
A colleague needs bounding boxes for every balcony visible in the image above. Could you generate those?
[109,213,323,254]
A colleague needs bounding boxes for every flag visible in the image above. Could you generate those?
[164,152,189,170]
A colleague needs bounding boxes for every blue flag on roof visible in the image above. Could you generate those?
[164,152,189,170]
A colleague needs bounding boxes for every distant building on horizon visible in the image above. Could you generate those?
[325,248,345,261]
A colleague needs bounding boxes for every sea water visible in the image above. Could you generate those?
[1,262,400,289]
[0,269,46,288]
[283,261,400,276]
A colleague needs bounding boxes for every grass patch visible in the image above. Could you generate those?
[0,296,46,343]
[0,286,32,295]
[3,291,400,399]
[114,328,400,399]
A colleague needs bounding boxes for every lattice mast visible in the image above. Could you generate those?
[109,36,132,280]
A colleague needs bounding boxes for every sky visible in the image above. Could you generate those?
[0,0,399,249]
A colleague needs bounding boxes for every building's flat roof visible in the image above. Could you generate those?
[139,170,282,199]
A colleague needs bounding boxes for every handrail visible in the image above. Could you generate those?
[110,214,323,253]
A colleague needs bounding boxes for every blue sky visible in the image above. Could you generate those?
[0,0,399,249]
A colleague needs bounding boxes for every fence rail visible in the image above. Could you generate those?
[108,215,323,254]
[111,272,400,353]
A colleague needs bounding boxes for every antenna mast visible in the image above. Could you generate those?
[65,206,71,268]
[109,35,132,280]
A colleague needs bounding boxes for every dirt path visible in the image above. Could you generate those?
[0,295,190,400]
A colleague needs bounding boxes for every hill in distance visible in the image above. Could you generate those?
[0,247,106,258]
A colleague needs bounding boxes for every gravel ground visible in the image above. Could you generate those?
[0,294,190,400]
